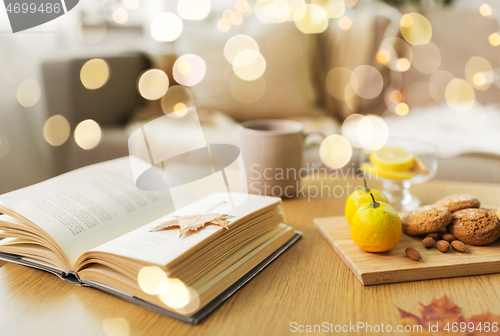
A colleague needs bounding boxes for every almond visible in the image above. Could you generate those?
[451,240,468,253]
[437,240,450,253]
[442,233,456,243]
[426,233,440,240]
[422,237,436,248]
[405,247,422,261]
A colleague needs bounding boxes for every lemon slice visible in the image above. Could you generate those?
[370,146,414,172]
[362,163,415,181]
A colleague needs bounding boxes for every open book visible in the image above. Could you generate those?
[0,157,300,324]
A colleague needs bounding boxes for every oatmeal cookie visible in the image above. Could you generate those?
[434,194,480,212]
[447,208,500,245]
[403,205,452,236]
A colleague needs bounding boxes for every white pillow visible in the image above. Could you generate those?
[174,19,321,121]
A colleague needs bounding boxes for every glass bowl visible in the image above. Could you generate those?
[360,138,437,211]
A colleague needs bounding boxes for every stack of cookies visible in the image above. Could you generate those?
[402,194,500,246]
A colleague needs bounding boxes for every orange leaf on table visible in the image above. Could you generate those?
[466,312,500,336]
[150,213,232,237]
[397,295,500,336]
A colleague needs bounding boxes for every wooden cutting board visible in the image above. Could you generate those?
[315,216,500,286]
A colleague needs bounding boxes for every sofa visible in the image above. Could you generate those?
[40,6,500,184]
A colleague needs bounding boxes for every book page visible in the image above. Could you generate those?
[85,192,281,267]
[0,157,173,266]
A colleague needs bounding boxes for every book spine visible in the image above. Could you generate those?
[62,271,83,285]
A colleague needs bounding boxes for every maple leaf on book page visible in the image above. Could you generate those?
[150,213,233,237]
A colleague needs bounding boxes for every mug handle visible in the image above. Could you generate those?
[300,131,326,178]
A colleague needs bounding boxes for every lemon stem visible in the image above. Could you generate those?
[363,177,370,192]
[370,192,380,208]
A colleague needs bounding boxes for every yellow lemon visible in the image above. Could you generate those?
[370,146,414,172]
[362,162,415,181]
[345,184,390,225]
[351,196,401,252]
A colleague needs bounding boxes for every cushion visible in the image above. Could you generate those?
[174,18,321,121]
[42,54,151,126]
[316,5,394,121]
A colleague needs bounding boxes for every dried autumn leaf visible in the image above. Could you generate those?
[150,213,232,237]
[397,295,500,336]
[397,296,463,336]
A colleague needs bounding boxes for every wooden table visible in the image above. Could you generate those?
[1,177,500,336]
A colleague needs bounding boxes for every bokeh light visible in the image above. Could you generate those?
[464,56,493,90]
[294,4,328,34]
[400,13,432,45]
[4,56,28,84]
[255,0,291,23]
[395,102,409,116]
[312,0,345,19]
[338,16,352,30]
[177,0,211,20]
[44,115,70,147]
[266,32,302,66]
[429,70,455,105]
[363,115,389,150]
[350,65,383,99]
[319,134,352,169]
[479,4,492,16]
[17,79,41,107]
[342,114,388,149]
[488,33,500,46]
[113,8,128,24]
[388,90,402,104]
[102,317,130,336]
[137,69,169,100]
[159,278,191,309]
[80,58,110,90]
[138,266,169,295]
[74,119,102,150]
[77,14,107,44]
[173,54,206,86]
[445,78,475,113]
[235,0,250,13]
[232,50,266,81]
[172,104,188,117]
[263,4,278,18]
[229,75,266,103]
[0,133,10,161]
[230,12,244,25]
[217,18,231,32]
[151,13,183,42]
[344,83,357,110]
[378,37,412,72]
[161,85,194,116]
[223,9,234,20]
[376,50,390,65]
[354,116,374,147]
[326,67,352,100]
[174,287,200,314]
[123,0,139,9]
[224,34,259,64]
[396,58,411,72]
[411,42,441,74]
[341,114,369,148]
